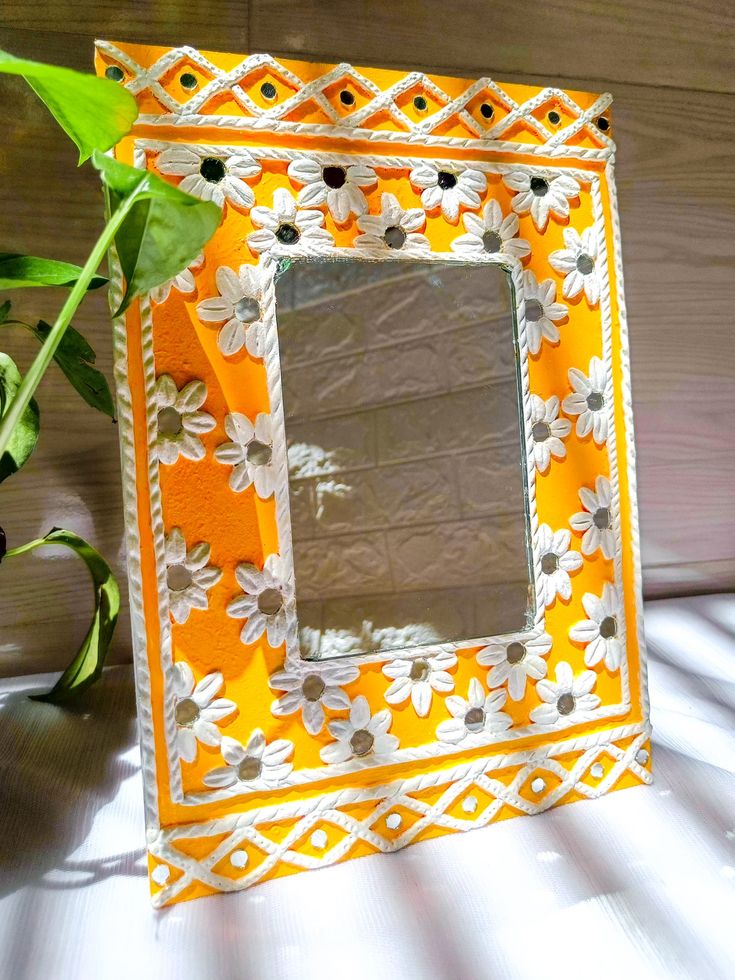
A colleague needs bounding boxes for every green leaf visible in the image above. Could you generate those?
[0,253,107,290]
[0,48,138,164]
[0,299,10,324]
[9,528,121,704]
[0,352,40,482]
[92,150,221,315]
[32,320,115,418]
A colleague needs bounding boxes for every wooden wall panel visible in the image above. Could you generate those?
[4,0,734,94]
[0,3,733,677]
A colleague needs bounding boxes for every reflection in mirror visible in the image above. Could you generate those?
[276,258,533,660]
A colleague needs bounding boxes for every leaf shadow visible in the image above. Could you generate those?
[0,664,146,902]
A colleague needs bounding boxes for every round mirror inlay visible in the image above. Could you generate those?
[199,157,226,183]
[174,697,199,726]
[258,587,283,616]
[167,563,193,592]
[464,707,485,733]
[350,729,374,757]
[276,223,300,245]
[557,692,576,715]
[506,641,526,665]
[246,440,272,466]
[383,226,406,249]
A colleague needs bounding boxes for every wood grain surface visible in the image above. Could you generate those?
[0,3,733,676]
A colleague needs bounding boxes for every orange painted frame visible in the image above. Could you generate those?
[96,40,650,907]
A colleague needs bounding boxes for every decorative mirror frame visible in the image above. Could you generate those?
[96,40,651,907]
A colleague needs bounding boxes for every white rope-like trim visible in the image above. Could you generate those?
[138,138,602,182]
[107,208,160,831]
[592,177,631,711]
[149,723,651,905]
[605,160,650,721]
[258,246,545,678]
[136,117,613,161]
[130,146,184,805]
[95,40,615,161]
[546,91,614,151]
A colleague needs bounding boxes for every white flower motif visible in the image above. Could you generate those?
[570,476,615,560]
[151,254,204,305]
[214,412,275,498]
[320,695,399,764]
[530,662,601,726]
[165,528,222,624]
[569,583,624,670]
[227,554,291,648]
[197,264,264,358]
[537,524,583,606]
[562,356,608,445]
[503,171,580,232]
[522,270,568,355]
[154,375,216,465]
[436,678,512,744]
[451,199,531,261]
[530,394,571,473]
[287,157,376,222]
[354,192,430,255]
[248,187,334,253]
[156,145,261,209]
[409,163,487,221]
[382,649,456,717]
[549,226,601,305]
[172,663,236,763]
[476,633,552,701]
[269,662,360,735]
[203,730,293,789]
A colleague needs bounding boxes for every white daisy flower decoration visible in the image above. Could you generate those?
[537,524,583,606]
[248,187,334,253]
[550,226,601,305]
[154,375,216,465]
[172,663,236,763]
[451,199,531,261]
[214,411,276,498]
[269,662,360,735]
[165,528,222,624]
[156,145,261,209]
[320,695,399,764]
[562,356,609,445]
[436,678,512,745]
[409,163,487,222]
[476,633,552,702]
[569,582,624,670]
[570,476,615,560]
[382,649,457,718]
[197,264,264,358]
[151,253,204,305]
[530,394,571,473]
[203,730,293,789]
[503,171,580,232]
[355,192,430,255]
[287,157,376,222]
[530,662,601,726]
[227,554,292,648]
[523,270,568,355]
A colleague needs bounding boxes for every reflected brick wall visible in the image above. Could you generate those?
[277,260,532,658]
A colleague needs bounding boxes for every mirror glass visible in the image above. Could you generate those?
[275,258,533,660]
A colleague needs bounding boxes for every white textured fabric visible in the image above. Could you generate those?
[1,594,734,980]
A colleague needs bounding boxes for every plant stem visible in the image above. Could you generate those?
[4,535,48,560]
[0,184,142,459]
